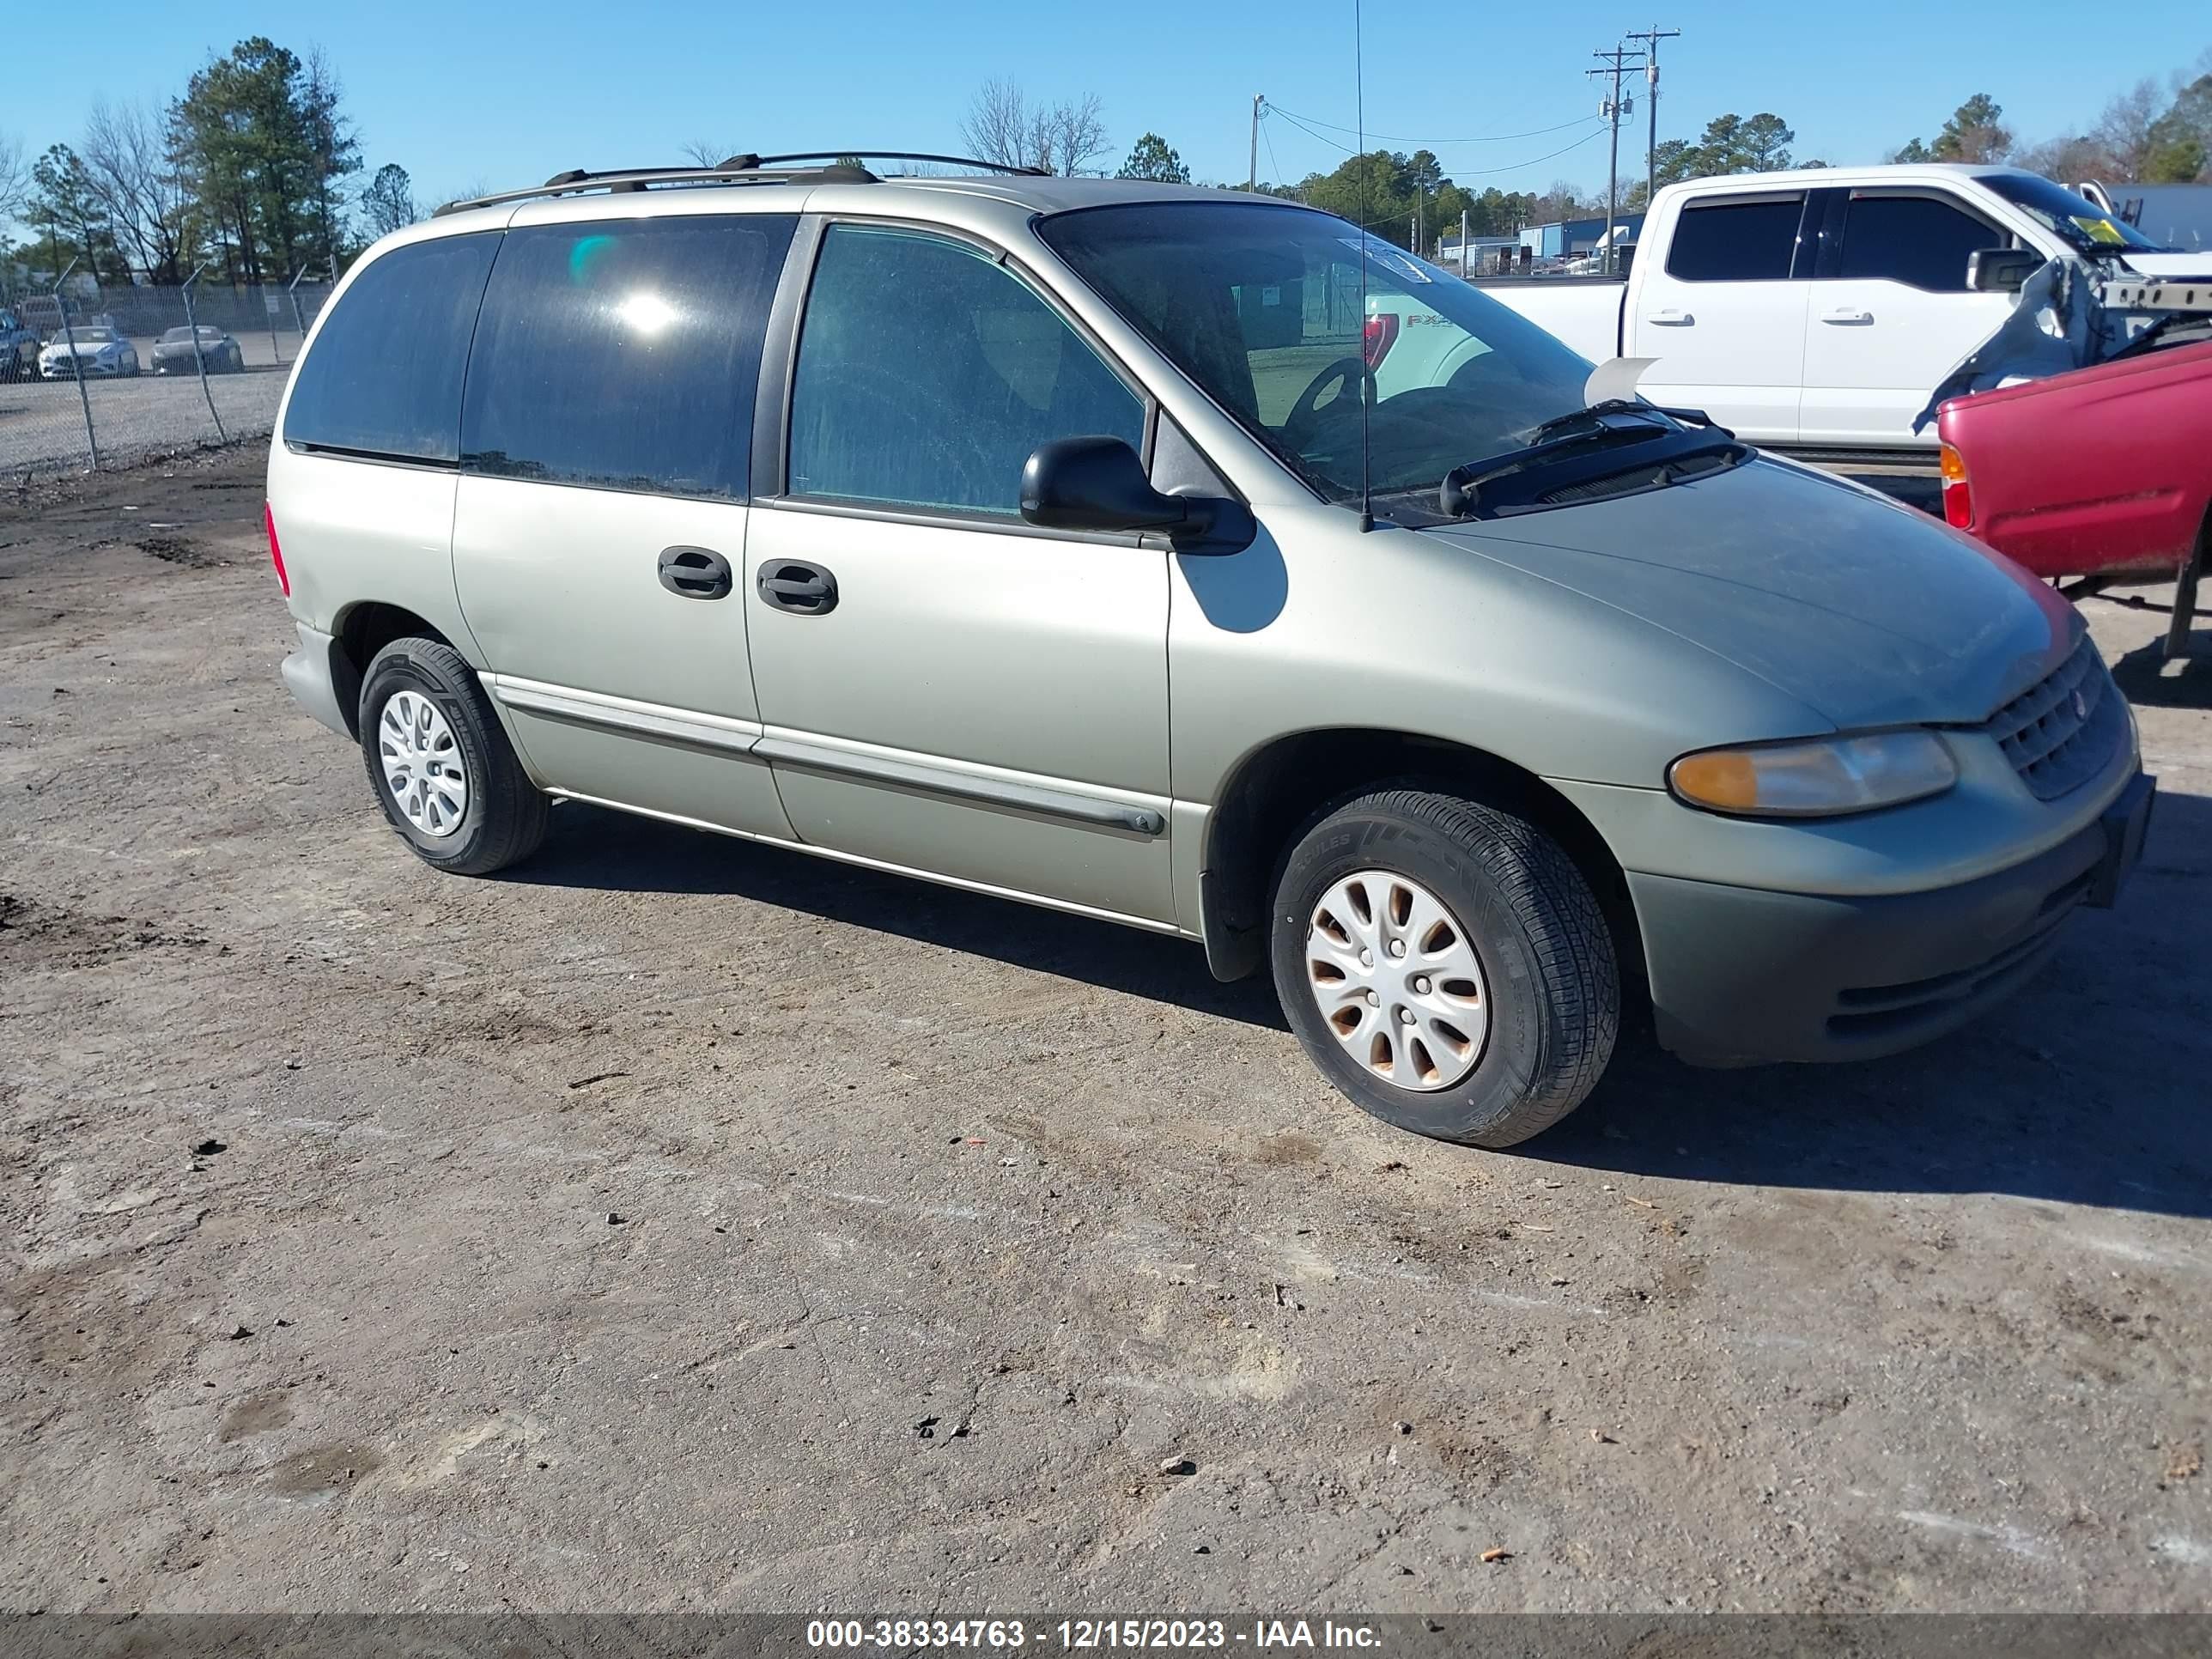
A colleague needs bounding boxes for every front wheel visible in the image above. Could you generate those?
[358,637,549,876]
[1270,788,1620,1148]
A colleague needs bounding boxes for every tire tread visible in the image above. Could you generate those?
[360,637,548,877]
[1273,786,1619,1148]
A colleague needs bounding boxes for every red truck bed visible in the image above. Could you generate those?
[1934,335,2212,586]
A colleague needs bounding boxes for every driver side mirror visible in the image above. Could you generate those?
[1020,436,1255,555]
[1967,247,2039,294]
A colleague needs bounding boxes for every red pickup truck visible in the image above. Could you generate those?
[1936,329,2210,657]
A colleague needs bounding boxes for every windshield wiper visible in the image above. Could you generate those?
[1437,416,1742,520]
[1439,411,1675,518]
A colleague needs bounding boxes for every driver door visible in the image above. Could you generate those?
[744,222,1178,927]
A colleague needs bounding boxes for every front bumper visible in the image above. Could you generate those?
[1635,770,2154,1066]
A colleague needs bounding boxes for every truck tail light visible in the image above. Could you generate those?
[1938,443,1972,530]
[1362,312,1400,368]
[264,500,289,596]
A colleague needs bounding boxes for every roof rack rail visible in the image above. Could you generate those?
[433,151,1048,218]
[749,151,1050,177]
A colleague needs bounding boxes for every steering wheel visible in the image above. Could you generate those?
[1281,355,1371,450]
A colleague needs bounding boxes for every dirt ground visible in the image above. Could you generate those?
[3,447,2208,1614]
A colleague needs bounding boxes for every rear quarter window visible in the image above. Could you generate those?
[283,233,499,463]
[459,214,796,500]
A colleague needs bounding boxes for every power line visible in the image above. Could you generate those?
[1261,117,1294,198]
[1267,104,1604,170]
[1263,103,1611,146]
[1269,110,1607,190]
[1450,125,1608,179]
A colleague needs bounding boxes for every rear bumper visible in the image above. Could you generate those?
[1634,772,2154,1066]
[280,623,354,738]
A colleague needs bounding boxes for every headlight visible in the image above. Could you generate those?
[1668,731,1958,818]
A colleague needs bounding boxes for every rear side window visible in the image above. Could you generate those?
[1664,197,1805,283]
[461,214,796,500]
[1835,194,1996,292]
[787,224,1145,517]
[284,233,498,462]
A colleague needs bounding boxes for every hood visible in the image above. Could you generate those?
[1428,456,2073,731]
[46,338,118,356]
[2118,251,2212,280]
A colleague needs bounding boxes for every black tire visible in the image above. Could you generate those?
[358,637,548,877]
[1269,787,1619,1148]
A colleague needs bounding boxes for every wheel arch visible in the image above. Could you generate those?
[1195,726,1643,996]
[328,600,460,738]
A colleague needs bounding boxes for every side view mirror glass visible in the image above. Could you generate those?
[1967,248,2039,294]
[1019,436,1254,555]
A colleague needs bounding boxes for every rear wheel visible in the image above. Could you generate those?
[1270,788,1620,1148]
[358,637,548,876]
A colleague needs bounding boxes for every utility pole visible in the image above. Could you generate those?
[1588,43,1645,276]
[1625,26,1680,215]
[1248,93,1265,193]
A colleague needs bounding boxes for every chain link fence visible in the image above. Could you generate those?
[1,278,334,482]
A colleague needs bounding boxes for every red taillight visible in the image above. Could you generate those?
[1362,312,1400,368]
[264,500,289,596]
[1938,443,1972,530]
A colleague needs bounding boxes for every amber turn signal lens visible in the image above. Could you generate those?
[1938,443,1967,483]
[1668,750,1759,812]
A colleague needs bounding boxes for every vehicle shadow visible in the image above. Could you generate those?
[517,792,2209,1217]
[1544,787,2212,1218]
[514,801,1287,1030]
[2110,628,2212,710]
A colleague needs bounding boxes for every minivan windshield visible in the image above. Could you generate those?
[1038,201,1592,501]
[1978,173,2172,255]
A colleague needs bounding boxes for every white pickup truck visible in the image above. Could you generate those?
[1449,163,2211,450]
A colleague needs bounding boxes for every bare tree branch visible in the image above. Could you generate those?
[0,130,28,223]
[962,82,1109,174]
[962,79,1031,168]
[1041,94,1109,177]
[82,100,189,282]
[679,139,744,167]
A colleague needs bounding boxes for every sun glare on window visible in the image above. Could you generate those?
[616,292,679,335]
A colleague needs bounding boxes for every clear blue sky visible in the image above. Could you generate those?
[8,1,2208,216]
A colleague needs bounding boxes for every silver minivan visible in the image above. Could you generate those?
[268,155,2153,1147]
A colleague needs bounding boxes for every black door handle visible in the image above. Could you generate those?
[658,544,732,599]
[756,559,838,616]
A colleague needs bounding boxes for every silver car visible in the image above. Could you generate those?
[266,158,2154,1147]
[39,324,139,379]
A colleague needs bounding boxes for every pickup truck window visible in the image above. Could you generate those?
[1834,194,2000,292]
[1664,196,1807,283]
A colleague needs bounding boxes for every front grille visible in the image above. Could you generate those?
[1983,636,2126,801]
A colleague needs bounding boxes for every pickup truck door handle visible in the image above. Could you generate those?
[657,544,732,599]
[1648,308,1694,325]
[756,558,839,617]
[1821,307,1875,325]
